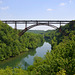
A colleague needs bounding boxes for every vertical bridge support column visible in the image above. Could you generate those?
[15,21,17,30]
[18,21,27,36]
[25,21,27,31]
[59,21,61,32]
[48,21,49,26]
[36,21,38,25]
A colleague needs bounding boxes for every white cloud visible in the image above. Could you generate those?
[47,8,53,11]
[69,0,72,3]
[60,3,66,6]
[0,6,9,10]
[0,0,2,4]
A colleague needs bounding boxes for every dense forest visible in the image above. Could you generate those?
[0,21,44,61]
[0,21,75,75]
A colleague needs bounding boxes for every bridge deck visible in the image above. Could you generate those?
[1,20,74,24]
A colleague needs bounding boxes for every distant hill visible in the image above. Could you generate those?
[27,30,45,34]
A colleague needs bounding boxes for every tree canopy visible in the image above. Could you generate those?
[0,21,75,75]
[0,21,44,61]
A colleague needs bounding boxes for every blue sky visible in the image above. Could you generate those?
[0,0,75,30]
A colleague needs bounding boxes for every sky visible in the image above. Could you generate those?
[0,0,75,30]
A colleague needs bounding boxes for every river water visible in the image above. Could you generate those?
[0,42,51,69]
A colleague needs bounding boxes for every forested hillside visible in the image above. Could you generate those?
[44,22,75,48]
[0,21,44,61]
[28,21,75,75]
[27,30,45,34]
[0,21,75,75]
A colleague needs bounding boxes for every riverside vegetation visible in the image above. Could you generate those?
[0,21,44,61]
[0,21,75,75]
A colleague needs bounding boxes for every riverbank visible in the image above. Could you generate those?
[0,42,51,69]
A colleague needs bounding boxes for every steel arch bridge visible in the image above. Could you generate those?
[1,20,75,36]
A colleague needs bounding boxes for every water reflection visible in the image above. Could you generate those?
[0,49,36,69]
[0,42,51,70]
[18,60,29,70]
[18,42,51,69]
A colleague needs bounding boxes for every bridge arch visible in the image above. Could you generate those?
[19,23,58,36]
[2,20,72,36]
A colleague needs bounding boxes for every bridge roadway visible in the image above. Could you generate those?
[1,20,75,36]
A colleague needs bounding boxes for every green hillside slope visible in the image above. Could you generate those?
[27,22,75,75]
[0,21,44,61]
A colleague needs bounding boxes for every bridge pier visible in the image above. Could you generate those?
[59,21,62,32]
[15,21,17,30]
[36,21,38,25]
[25,21,27,29]
[48,21,49,26]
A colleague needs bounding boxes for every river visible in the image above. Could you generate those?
[0,42,51,69]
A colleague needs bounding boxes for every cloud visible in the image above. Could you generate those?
[0,0,2,4]
[60,3,66,6]
[69,0,72,3]
[47,8,53,11]
[0,6,9,10]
